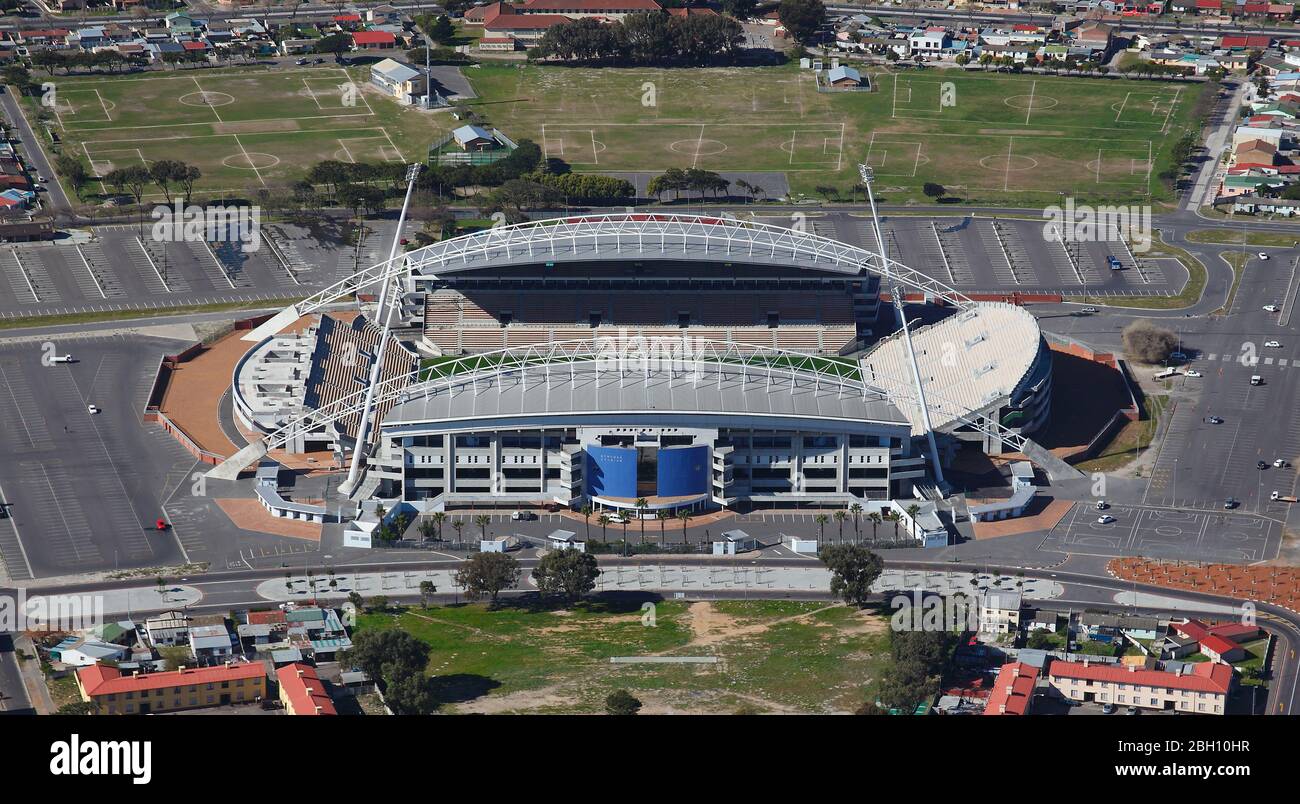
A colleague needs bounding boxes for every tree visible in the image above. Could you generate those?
[428,14,455,43]
[867,511,881,543]
[635,497,649,544]
[814,512,829,542]
[1122,320,1179,364]
[819,543,884,607]
[149,159,186,204]
[580,504,593,543]
[676,509,692,545]
[778,0,826,45]
[834,509,847,544]
[384,670,435,715]
[316,32,351,57]
[418,580,437,607]
[721,0,758,17]
[54,154,88,197]
[473,513,491,540]
[849,502,863,540]
[906,503,921,541]
[656,509,669,543]
[418,517,438,543]
[57,701,98,715]
[605,688,642,715]
[345,628,430,683]
[532,548,600,602]
[454,552,520,608]
[598,513,610,544]
[922,182,946,201]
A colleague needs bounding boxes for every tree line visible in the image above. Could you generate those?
[532,12,746,65]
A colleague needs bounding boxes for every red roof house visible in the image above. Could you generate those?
[351,30,396,49]
[276,663,337,716]
[984,662,1039,715]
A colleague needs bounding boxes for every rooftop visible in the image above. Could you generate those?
[78,662,265,697]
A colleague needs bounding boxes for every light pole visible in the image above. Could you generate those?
[342,162,423,495]
[859,163,946,489]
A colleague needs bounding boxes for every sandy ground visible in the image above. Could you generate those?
[970,498,1074,540]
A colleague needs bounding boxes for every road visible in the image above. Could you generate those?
[0,85,71,214]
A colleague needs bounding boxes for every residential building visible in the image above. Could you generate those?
[76,662,267,714]
[1046,658,1234,714]
[979,589,1024,634]
[144,610,191,646]
[276,662,337,715]
[984,661,1039,715]
[189,623,236,665]
[369,58,427,105]
[352,30,396,50]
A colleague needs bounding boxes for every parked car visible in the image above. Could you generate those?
[1080,306,1099,314]
[1185,370,1202,378]
[1258,252,1270,260]
[1274,459,1290,468]
[1169,351,1187,361]
[1264,304,1280,312]
[510,510,536,521]
[1258,460,1269,470]
[295,58,309,65]
[1097,515,1116,524]
[1224,498,1238,510]
[1102,703,1116,714]
[1265,340,1282,348]
[1207,416,1224,424]
[87,404,100,414]
[1095,500,1109,510]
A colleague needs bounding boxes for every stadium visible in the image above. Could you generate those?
[220,213,1061,516]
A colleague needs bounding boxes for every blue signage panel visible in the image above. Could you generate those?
[657,445,708,497]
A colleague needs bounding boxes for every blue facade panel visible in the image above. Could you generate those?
[657,445,709,497]
[586,446,637,498]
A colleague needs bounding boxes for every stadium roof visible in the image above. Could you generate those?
[860,303,1043,433]
[383,356,907,431]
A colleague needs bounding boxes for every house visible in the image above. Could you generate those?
[189,623,235,665]
[1194,0,1224,13]
[145,606,192,645]
[1219,34,1272,50]
[1232,137,1274,164]
[478,35,519,51]
[0,219,54,242]
[909,29,950,54]
[712,529,757,555]
[367,4,401,23]
[984,661,1039,715]
[284,606,352,658]
[1171,619,1263,663]
[1228,194,1300,215]
[76,662,267,714]
[276,662,337,715]
[1046,658,1234,714]
[352,30,396,50]
[547,528,586,551]
[1028,609,1064,632]
[979,589,1024,634]
[826,65,864,87]
[1080,612,1161,642]
[49,637,128,667]
[453,124,500,151]
[482,4,570,43]
[369,58,427,105]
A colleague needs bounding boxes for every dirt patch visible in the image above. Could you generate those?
[839,608,890,636]
[454,684,577,715]
[678,601,844,649]
[969,497,1074,540]
[215,119,299,134]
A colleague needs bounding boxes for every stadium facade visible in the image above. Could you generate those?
[225,214,1055,512]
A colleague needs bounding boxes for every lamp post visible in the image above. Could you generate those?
[342,162,422,495]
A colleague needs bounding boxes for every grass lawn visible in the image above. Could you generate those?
[1187,228,1300,248]
[32,65,450,201]
[466,62,1203,205]
[355,598,891,713]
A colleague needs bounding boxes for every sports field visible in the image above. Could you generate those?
[469,63,1203,204]
[39,66,449,199]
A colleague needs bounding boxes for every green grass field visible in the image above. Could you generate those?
[37,66,449,199]
[467,62,1203,205]
[356,599,890,713]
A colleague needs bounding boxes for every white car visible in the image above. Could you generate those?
[87,404,100,414]
[1264,305,1281,312]
[1258,252,1270,260]
[607,514,627,524]
[1097,515,1116,524]
[1265,340,1282,348]
[1185,369,1202,378]
[50,354,73,364]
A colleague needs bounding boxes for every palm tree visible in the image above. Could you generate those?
[849,502,863,541]
[676,509,692,546]
[834,510,847,544]
[635,498,649,544]
[417,518,437,542]
[889,510,901,541]
[656,509,669,544]
[906,504,921,541]
[451,519,465,545]
[474,514,490,540]
[814,513,829,543]
[868,511,881,543]
[598,514,610,545]
[432,510,446,542]
[580,504,593,543]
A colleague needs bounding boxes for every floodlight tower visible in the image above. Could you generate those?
[858,163,946,489]
[341,162,422,496]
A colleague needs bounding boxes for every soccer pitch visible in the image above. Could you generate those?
[41,67,446,198]
[469,63,1202,204]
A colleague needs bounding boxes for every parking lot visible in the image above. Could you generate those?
[791,212,1186,297]
[1041,503,1280,563]
[0,219,403,320]
[0,335,197,580]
